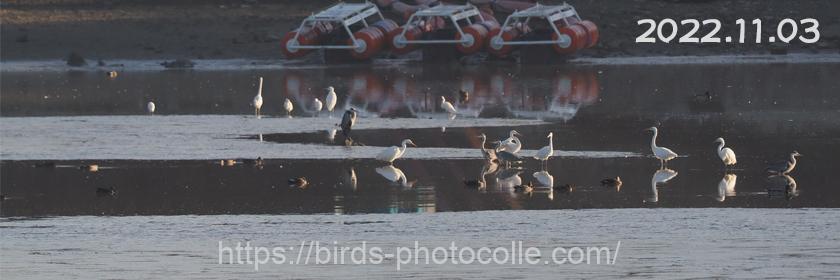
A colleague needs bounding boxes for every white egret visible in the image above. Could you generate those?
[440,96,457,115]
[716,174,737,202]
[477,134,497,162]
[714,137,737,168]
[313,97,323,113]
[497,130,522,154]
[533,170,554,188]
[283,98,293,116]
[647,168,678,203]
[645,127,678,167]
[252,77,264,117]
[325,86,337,113]
[376,139,416,163]
[766,151,802,175]
[146,101,155,114]
[534,132,554,166]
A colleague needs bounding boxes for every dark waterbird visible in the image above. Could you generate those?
[463,178,485,189]
[96,187,117,196]
[242,157,264,166]
[513,181,534,194]
[288,177,309,189]
[553,183,574,193]
[340,108,357,143]
[601,177,622,187]
[766,151,802,175]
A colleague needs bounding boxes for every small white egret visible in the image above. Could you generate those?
[714,137,737,168]
[146,101,156,114]
[376,139,416,163]
[497,130,523,154]
[440,96,457,115]
[645,127,678,167]
[283,98,293,116]
[766,151,802,175]
[313,98,323,113]
[716,174,737,202]
[252,77,264,117]
[325,86,337,113]
[534,132,554,166]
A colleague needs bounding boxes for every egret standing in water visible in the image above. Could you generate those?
[497,130,523,154]
[376,139,416,164]
[252,77,264,118]
[313,98,323,115]
[440,96,457,115]
[325,86,337,114]
[534,132,554,168]
[340,108,357,143]
[477,134,497,162]
[766,151,802,175]
[714,137,737,168]
[645,127,678,167]
[283,98,293,117]
[146,101,156,114]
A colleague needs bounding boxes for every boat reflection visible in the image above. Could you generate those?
[647,168,678,203]
[281,68,599,121]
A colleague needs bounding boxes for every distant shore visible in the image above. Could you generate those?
[2,0,839,62]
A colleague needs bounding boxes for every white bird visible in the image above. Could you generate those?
[645,127,678,167]
[533,171,554,188]
[534,132,554,165]
[146,101,155,114]
[440,96,457,115]
[325,86,337,113]
[716,174,737,202]
[497,130,523,154]
[252,77,264,117]
[714,137,737,168]
[283,98,293,116]
[313,98,323,113]
[376,139,416,163]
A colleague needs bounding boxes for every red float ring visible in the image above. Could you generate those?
[487,28,520,57]
[552,24,586,54]
[348,27,385,60]
[456,23,489,54]
[577,20,599,48]
[389,26,424,55]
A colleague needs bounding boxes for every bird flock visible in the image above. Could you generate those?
[138,77,802,199]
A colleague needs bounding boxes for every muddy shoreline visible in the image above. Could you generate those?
[2,0,839,62]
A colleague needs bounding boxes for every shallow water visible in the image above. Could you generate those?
[2,60,840,278]
[2,209,840,279]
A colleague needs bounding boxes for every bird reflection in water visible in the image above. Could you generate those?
[339,167,358,191]
[646,168,678,203]
[375,165,415,188]
[532,170,555,200]
[716,174,737,202]
[767,174,799,200]
[496,168,523,196]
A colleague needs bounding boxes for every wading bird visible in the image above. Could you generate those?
[497,130,523,154]
[325,86,337,113]
[283,98,293,116]
[376,139,416,164]
[714,137,737,168]
[147,101,156,114]
[766,151,802,175]
[313,98,323,113]
[340,108,357,143]
[645,127,678,167]
[252,77,264,117]
[477,134,497,162]
[534,132,554,167]
[440,96,457,115]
